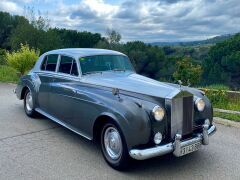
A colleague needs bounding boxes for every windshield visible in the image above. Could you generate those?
[79,55,134,75]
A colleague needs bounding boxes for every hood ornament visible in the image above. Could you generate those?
[112,88,120,99]
[178,80,183,90]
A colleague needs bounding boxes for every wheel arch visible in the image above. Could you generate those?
[93,113,122,143]
[20,86,29,99]
[19,77,35,100]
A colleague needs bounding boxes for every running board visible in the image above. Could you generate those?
[35,108,92,140]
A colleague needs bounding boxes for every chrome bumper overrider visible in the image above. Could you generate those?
[129,124,216,160]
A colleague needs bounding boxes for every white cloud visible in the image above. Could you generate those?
[83,0,118,17]
[0,0,23,14]
[1,0,240,42]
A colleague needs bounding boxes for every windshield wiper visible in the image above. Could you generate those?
[110,68,126,72]
[82,71,103,75]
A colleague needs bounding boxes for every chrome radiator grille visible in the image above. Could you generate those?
[170,95,193,139]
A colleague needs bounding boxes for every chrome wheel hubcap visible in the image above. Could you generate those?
[104,127,122,160]
[26,92,33,112]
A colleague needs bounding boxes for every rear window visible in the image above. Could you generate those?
[41,54,58,72]
[58,55,78,76]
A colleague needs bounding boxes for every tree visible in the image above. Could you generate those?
[9,22,62,53]
[173,57,202,86]
[24,6,50,31]
[9,8,62,53]
[122,41,167,80]
[106,29,121,45]
[95,39,111,49]
[203,33,240,88]
[0,12,29,50]
[6,44,40,76]
[51,28,102,48]
[0,49,7,65]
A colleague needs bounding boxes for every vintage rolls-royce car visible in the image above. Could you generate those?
[15,48,216,169]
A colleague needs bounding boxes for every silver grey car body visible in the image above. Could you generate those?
[15,48,216,163]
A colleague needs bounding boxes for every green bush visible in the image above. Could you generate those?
[0,65,19,83]
[173,57,202,86]
[6,44,39,76]
[0,49,7,65]
[202,88,240,111]
[203,89,228,105]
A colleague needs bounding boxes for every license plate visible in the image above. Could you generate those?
[180,142,201,156]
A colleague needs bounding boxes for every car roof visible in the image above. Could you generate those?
[45,48,126,58]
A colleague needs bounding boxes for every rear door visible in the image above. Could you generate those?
[37,54,58,113]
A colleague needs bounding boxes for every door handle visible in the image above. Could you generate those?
[72,89,77,93]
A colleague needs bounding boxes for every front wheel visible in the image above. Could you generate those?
[100,123,130,170]
[24,89,37,117]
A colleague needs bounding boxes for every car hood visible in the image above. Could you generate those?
[81,72,186,98]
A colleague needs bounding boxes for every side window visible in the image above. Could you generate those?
[59,56,79,76]
[41,56,47,70]
[46,54,58,72]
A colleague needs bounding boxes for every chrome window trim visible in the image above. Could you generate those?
[40,54,59,72]
[55,54,61,73]
[57,55,80,77]
[78,54,136,75]
[38,53,82,78]
[57,53,82,77]
[40,55,47,71]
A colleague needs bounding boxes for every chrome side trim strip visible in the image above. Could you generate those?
[35,108,92,140]
[129,124,216,160]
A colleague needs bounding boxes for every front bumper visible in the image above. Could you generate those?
[129,124,216,160]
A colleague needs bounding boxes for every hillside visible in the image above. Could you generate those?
[151,34,234,47]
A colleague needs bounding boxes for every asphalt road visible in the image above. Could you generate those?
[0,83,240,180]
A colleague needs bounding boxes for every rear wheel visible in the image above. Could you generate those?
[100,122,130,170]
[24,89,37,117]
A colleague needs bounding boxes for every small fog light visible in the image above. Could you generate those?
[154,132,162,145]
[205,119,210,126]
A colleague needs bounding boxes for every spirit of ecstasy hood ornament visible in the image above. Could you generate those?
[178,80,183,90]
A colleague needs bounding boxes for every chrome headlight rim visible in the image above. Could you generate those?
[205,119,211,126]
[152,105,165,121]
[195,98,205,112]
[154,132,163,145]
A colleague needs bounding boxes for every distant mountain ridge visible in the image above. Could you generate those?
[150,34,234,46]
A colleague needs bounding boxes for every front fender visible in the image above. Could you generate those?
[97,95,152,151]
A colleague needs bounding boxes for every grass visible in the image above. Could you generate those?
[201,87,240,112]
[0,65,19,83]
[213,100,240,112]
[199,84,231,90]
[214,111,240,122]
[203,84,230,90]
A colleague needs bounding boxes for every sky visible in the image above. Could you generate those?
[0,0,240,42]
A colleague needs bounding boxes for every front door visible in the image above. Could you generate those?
[49,55,79,125]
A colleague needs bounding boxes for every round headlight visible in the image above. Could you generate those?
[195,98,205,112]
[154,132,162,144]
[152,106,165,121]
